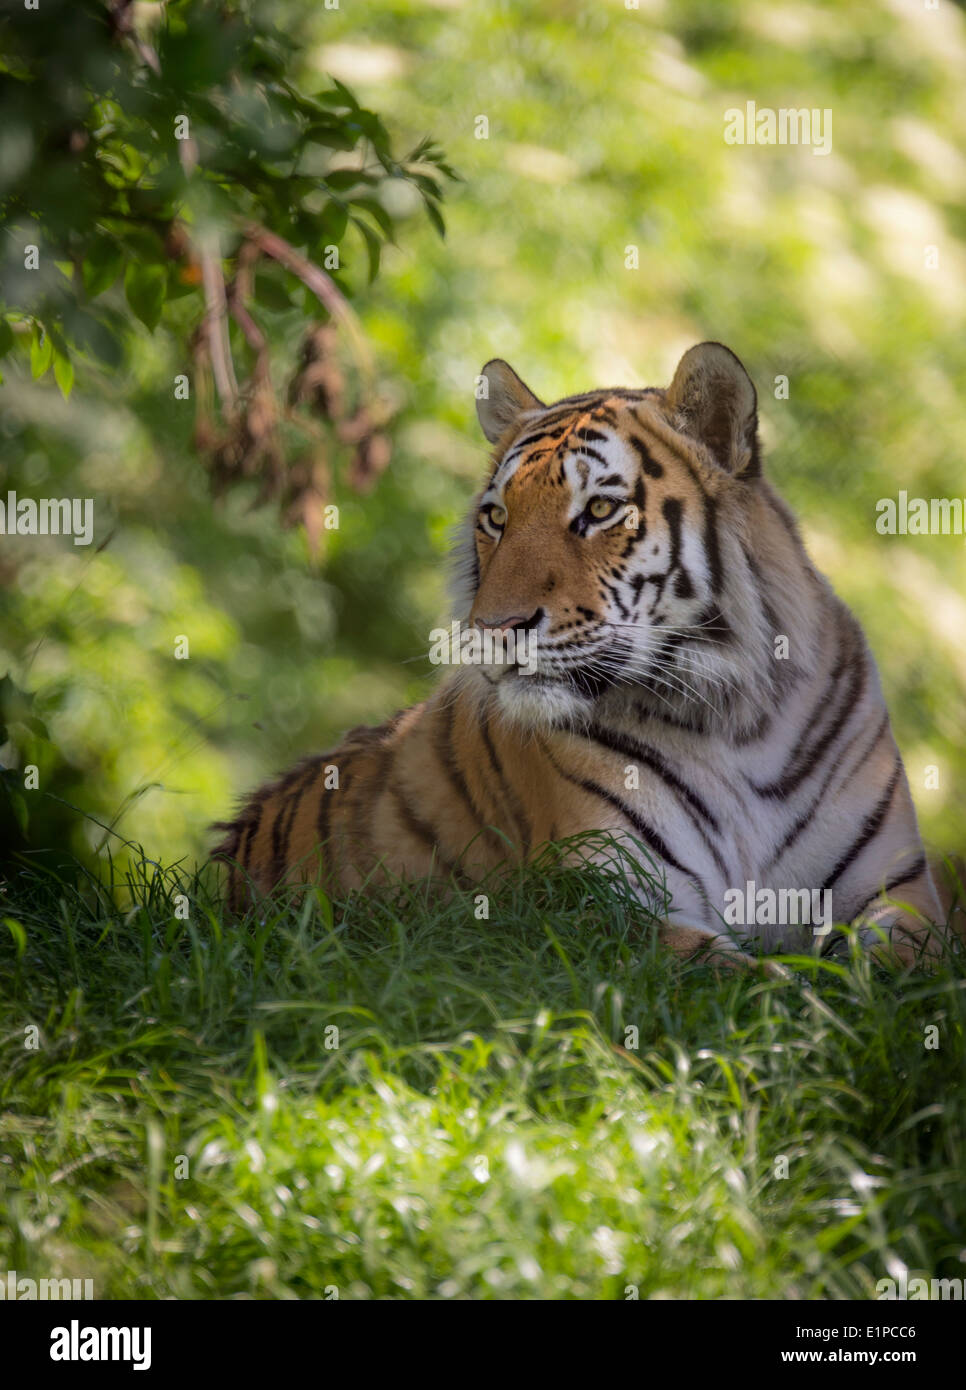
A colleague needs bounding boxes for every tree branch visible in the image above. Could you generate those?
[242,223,373,382]
[199,232,239,408]
[226,240,268,368]
[178,132,239,411]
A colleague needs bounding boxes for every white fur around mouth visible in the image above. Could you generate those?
[492,667,590,730]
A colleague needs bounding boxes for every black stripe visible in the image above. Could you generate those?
[599,576,631,620]
[849,854,928,922]
[584,724,720,831]
[268,765,310,885]
[704,495,723,595]
[765,492,804,549]
[589,387,650,401]
[628,434,664,478]
[630,408,701,473]
[434,702,503,852]
[765,712,888,870]
[238,796,267,870]
[272,756,326,884]
[821,759,903,892]
[571,443,608,466]
[504,422,572,458]
[633,698,705,733]
[751,613,866,800]
[524,405,593,432]
[692,603,732,644]
[315,767,335,848]
[542,742,702,889]
[731,707,772,748]
[741,545,783,645]
[479,712,531,856]
[316,749,359,860]
[663,496,683,569]
[389,780,452,867]
[570,665,617,701]
[583,724,729,879]
[353,743,393,866]
[784,640,866,796]
[629,412,723,599]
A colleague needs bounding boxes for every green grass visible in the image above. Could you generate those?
[1,843,964,1300]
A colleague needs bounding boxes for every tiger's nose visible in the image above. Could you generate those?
[474,608,543,633]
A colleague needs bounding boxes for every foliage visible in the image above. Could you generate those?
[0,0,453,388]
[2,1,965,1303]
[0,0,455,867]
[1,0,964,873]
[1,847,963,1298]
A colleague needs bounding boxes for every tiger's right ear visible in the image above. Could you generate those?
[476,360,544,444]
[665,342,761,478]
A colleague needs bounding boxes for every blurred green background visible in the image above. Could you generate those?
[2,0,965,873]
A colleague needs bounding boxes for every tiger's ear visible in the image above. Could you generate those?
[665,342,760,478]
[476,359,544,444]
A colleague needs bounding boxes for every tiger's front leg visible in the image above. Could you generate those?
[850,875,948,969]
[822,766,948,968]
[573,834,779,975]
[658,920,782,976]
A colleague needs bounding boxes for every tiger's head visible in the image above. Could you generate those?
[452,342,816,734]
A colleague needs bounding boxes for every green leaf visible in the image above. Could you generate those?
[319,201,349,245]
[350,196,395,240]
[124,262,166,331]
[306,122,360,153]
[253,270,295,312]
[120,226,166,261]
[318,79,360,112]
[30,327,53,379]
[53,348,75,399]
[4,917,27,958]
[67,309,124,368]
[83,238,125,298]
[325,169,376,192]
[164,272,199,302]
[351,215,381,283]
[423,197,446,240]
[412,172,442,198]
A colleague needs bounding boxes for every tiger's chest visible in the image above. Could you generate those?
[544,691,893,930]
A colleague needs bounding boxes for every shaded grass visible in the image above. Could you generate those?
[0,842,964,1300]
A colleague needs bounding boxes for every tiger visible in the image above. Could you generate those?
[213,341,946,970]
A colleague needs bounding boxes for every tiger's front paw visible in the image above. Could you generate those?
[659,922,785,978]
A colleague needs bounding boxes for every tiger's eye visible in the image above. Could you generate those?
[588,496,617,520]
[488,504,507,527]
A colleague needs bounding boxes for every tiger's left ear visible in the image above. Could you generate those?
[476,359,545,444]
[665,342,761,478]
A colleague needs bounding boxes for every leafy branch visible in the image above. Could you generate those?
[0,0,458,537]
